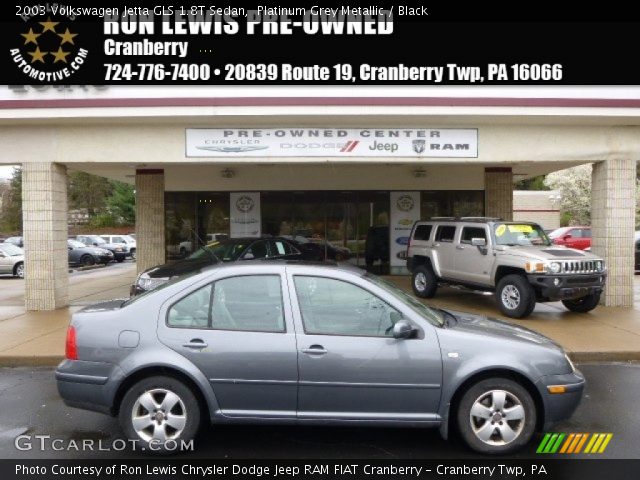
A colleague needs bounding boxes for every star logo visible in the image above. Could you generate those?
[50,47,70,63]
[39,17,59,33]
[57,28,77,46]
[11,14,88,81]
[27,46,47,63]
[21,28,40,46]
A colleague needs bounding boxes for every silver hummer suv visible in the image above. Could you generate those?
[406,218,606,318]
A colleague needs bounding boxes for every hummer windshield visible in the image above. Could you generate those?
[493,223,551,247]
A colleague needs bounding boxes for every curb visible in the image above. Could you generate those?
[0,355,64,367]
[568,351,640,363]
[1,352,639,368]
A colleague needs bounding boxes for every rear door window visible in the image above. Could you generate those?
[435,225,456,242]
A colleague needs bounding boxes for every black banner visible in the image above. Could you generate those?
[2,1,640,85]
[3,459,640,480]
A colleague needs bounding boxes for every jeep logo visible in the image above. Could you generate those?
[369,141,399,153]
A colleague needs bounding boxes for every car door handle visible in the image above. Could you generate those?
[432,243,440,247]
[183,339,208,349]
[301,345,328,355]
[456,245,465,250]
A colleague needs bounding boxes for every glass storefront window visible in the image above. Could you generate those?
[165,192,196,260]
[421,191,484,220]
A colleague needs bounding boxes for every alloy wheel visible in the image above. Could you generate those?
[501,285,521,309]
[131,388,187,442]
[469,389,525,446]
[414,272,427,291]
[15,263,24,278]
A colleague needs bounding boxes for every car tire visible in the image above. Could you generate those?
[562,292,601,313]
[496,274,536,318]
[130,249,136,260]
[412,265,437,298]
[119,376,201,455]
[80,254,95,267]
[457,378,537,455]
[13,262,24,279]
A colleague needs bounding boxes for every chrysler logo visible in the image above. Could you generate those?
[197,145,269,153]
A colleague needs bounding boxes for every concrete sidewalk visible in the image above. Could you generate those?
[0,266,639,365]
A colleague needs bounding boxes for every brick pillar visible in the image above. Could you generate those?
[135,169,165,273]
[22,163,69,310]
[591,159,636,307]
[485,167,513,221]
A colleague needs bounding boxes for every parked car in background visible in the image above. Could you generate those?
[68,239,113,267]
[407,218,606,318]
[635,231,640,272]
[365,225,390,268]
[132,236,308,295]
[283,236,351,261]
[57,262,585,455]
[74,235,126,262]
[4,236,24,248]
[0,243,24,278]
[100,234,136,260]
[548,226,592,250]
[206,233,229,243]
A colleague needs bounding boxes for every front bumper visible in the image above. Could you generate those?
[97,253,114,263]
[55,359,124,416]
[537,369,585,429]
[528,273,606,301]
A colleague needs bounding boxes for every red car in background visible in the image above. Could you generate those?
[548,226,592,250]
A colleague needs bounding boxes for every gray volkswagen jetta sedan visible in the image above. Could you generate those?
[56,261,584,455]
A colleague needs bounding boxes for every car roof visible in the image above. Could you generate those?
[199,259,361,274]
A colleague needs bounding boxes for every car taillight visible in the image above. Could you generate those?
[65,326,78,360]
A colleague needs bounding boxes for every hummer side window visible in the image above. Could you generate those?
[414,225,433,241]
[461,227,487,244]
[435,226,456,243]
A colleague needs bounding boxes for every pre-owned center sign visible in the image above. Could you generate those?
[186,128,478,157]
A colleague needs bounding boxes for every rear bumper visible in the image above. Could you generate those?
[527,273,606,301]
[537,370,585,429]
[55,359,124,416]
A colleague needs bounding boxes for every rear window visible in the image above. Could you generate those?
[435,225,456,242]
[413,225,432,241]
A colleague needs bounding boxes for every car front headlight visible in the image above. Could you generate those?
[564,353,576,373]
[596,260,605,272]
[547,262,562,274]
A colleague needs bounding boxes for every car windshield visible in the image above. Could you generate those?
[547,228,569,239]
[68,240,86,249]
[364,274,445,327]
[0,243,23,256]
[122,235,135,243]
[493,223,551,246]
[88,236,106,245]
[188,239,249,262]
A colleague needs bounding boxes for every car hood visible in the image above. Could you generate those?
[499,245,602,261]
[144,258,214,278]
[444,308,561,349]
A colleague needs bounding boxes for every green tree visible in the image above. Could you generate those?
[515,175,550,191]
[68,171,113,217]
[0,167,23,232]
[106,181,136,225]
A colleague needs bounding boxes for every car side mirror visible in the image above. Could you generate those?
[243,252,255,260]
[92,242,98,246]
[392,319,415,339]
[471,237,488,255]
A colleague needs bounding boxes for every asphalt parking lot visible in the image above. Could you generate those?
[0,260,137,307]
[0,363,637,459]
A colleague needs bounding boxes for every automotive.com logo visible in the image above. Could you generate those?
[536,432,613,454]
[10,13,88,81]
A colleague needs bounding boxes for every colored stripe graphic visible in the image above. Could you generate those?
[537,433,612,454]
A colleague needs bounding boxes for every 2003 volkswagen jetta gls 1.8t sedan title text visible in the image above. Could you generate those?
[55,261,584,454]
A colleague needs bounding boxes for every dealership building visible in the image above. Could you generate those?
[0,86,637,311]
